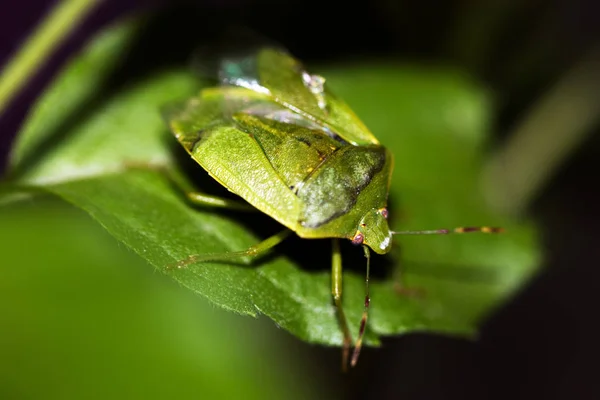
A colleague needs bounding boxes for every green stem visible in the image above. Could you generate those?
[0,0,100,115]
[482,47,600,216]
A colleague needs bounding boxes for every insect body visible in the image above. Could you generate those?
[165,47,501,370]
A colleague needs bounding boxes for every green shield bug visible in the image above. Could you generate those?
[164,46,503,371]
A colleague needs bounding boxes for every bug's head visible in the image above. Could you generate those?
[351,208,392,255]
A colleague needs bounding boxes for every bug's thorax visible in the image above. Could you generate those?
[352,207,392,255]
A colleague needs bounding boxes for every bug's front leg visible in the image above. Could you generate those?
[331,239,353,372]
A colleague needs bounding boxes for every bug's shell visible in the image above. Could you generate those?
[166,49,394,254]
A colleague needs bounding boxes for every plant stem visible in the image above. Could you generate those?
[482,46,600,216]
[0,0,100,116]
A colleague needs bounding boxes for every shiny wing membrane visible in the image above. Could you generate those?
[198,45,380,146]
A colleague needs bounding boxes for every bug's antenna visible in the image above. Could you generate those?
[351,245,372,368]
[391,226,504,235]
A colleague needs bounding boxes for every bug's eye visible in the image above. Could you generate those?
[351,232,364,245]
[379,208,389,219]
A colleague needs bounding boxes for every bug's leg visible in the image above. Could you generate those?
[169,230,292,269]
[185,191,255,211]
[118,161,254,210]
[332,239,353,372]
[144,164,256,211]
[350,246,371,367]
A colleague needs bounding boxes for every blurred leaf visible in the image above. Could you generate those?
[8,19,143,176]
[0,198,315,400]
[4,17,541,348]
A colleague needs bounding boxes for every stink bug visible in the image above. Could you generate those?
[164,46,502,370]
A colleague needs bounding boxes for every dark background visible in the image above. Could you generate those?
[1,0,599,398]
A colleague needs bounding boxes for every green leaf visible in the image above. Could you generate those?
[8,18,144,177]
[0,198,315,399]
[5,17,541,347]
